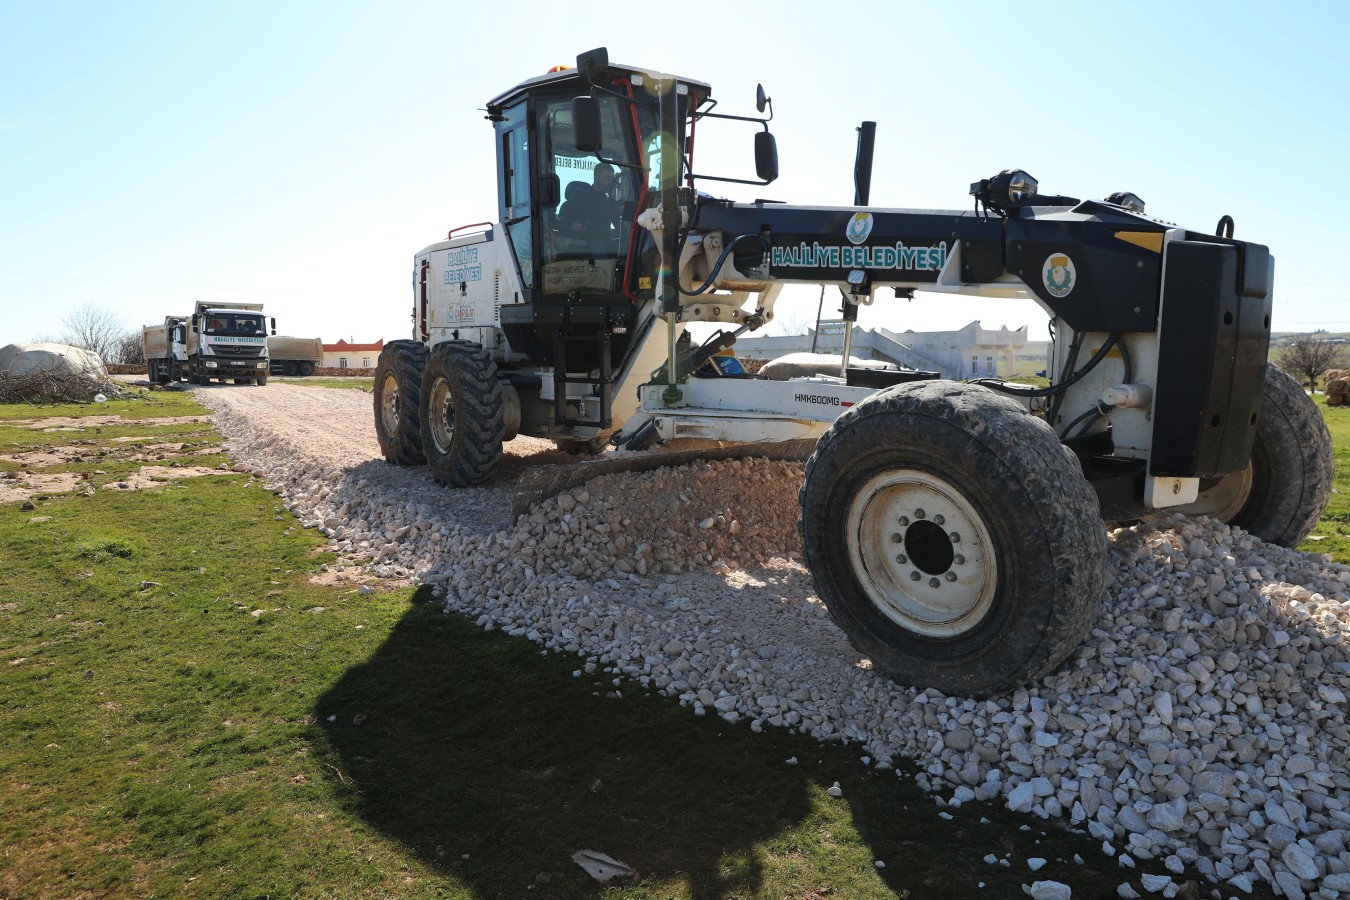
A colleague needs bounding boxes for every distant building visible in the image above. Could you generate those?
[735,321,1048,379]
[322,338,384,370]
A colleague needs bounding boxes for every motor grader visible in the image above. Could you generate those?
[373,48,1334,695]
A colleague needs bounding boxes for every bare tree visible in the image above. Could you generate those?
[1279,334,1349,392]
[59,302,126,362]
[111,331,146,366]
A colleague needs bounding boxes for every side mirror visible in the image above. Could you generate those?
[572,96,602,152]
[270,317,277,335]
[190,314,199,333]
[538,173,560,208]
[755,84,769,114]
[755,131,778,183]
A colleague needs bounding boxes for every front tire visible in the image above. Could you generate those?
[799,381,1107,696]
[373,340,428,465]
[1180,364,1334,546]
[419,341,504,487]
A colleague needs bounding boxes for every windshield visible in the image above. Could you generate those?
[203,314,265,336]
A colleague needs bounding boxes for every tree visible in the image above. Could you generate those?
[111,331,145,366]
[1279,334,1348,392]
[59,302,125,362]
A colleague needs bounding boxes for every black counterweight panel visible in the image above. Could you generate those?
[1005,218,1163,333]
[1150,240,1271,478]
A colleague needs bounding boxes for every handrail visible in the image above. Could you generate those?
[447,221,494,239]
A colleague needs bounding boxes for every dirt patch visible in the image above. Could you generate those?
[1,441,219,469]
[3,464,229,505]
[99,466,229,491]
[4,414,212,431]
[0,472,85,503]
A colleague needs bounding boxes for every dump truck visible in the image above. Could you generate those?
[143,316,188,383]
[372,49,1334,695]
[184,301,274,385]
[267,336,323,376]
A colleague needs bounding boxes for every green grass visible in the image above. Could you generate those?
[1300,395,1350,562]
[0,397,1200,898]
[272,376,373,391]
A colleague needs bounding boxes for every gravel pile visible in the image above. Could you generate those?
[198,384,1350,899]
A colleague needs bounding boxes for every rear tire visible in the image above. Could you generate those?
[799,381,1107,696]
[1181,364,1334,547]
[419,340,504,487]
[283,361,298,376]
[373,340,428,465]
[300,362,315,376]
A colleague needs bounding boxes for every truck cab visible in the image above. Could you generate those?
[186,303,274,385]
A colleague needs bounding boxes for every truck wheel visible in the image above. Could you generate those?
[300,362,315,376]
[148,360,158,383]
[419,340,504,486]
[373,340,428,465]
[255,375,268,386]
[283,361,298,376]
[799,381,1107,696]
[1179,364,1334,547]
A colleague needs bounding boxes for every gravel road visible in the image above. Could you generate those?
[196,382,1350,899]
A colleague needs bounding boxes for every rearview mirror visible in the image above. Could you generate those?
[572,96,602,152]
[538,173,560,207]
[755,131,778,184]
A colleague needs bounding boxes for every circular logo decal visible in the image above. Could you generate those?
[846,212,874,245]
[1043,253,1075,298]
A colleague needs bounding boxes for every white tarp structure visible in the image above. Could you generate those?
[759,351,897,381]
[0,343,109,380]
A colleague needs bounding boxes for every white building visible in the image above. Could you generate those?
[735,320,1047,380]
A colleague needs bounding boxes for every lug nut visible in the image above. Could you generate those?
[891,532,903,543]
[898,516,910,526]
[895,553,907,564]
[933,514,945,526]
[914,509,926,519]
[910,571,922,581]
[954,554,966,566]
[945,572,957,582]
[949,532,961,543]
[929,577,941,588]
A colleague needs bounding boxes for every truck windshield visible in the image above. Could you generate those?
[204,315,265,336]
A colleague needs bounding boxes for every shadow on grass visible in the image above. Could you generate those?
[311,589,843,898]
[311,591,1204,899]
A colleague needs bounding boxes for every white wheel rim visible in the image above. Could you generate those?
[1181,463,1254,522]
[846,470,998,638]
[428,376,455,453]
[379,372,400,434]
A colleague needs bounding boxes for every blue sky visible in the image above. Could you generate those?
[3,1,1347,347]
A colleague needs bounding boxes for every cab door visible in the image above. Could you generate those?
[496,102,535,293]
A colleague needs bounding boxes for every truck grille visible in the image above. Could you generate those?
[212,345,264,359]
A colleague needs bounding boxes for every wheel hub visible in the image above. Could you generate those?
[428,376,456,453]
[847,470,997,638]
[380,372,400,433]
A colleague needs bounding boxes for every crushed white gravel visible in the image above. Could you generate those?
[197,382,1350,899]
